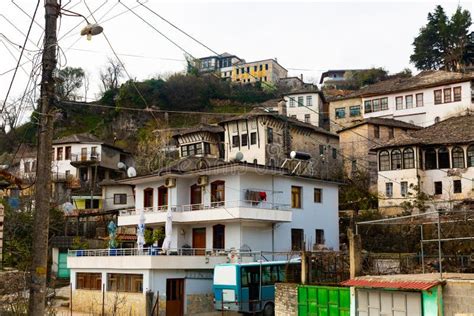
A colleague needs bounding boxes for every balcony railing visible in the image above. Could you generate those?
[119,200,291,216]
[71,152,101,162]
[68,247,259,258]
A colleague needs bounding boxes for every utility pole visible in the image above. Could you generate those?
[29,0,58,314]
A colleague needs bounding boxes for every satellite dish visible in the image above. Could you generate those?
[127,167,137,178]
[62,202,74,214]
[117,162,127,170]
[234,152,244,162]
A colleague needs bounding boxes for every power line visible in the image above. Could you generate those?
[1,0,41,114]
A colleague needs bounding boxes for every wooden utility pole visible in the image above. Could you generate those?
[28,0,58,314]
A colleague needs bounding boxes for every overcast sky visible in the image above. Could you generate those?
[0,0,473,118]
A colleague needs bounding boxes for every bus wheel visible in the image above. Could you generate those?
[263,302,274,316]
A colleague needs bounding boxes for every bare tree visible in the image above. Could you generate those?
[99,57,124,94]
[55,67,85,100]
[135,128,174,175]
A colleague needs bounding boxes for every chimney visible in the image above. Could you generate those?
[300,73,304,81]
[278,99,287,116]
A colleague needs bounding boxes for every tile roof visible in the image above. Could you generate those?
[218,109,338,138]
[337,117,422,133]
[328,70,474,101]
[372,113,474,149]
[53,133,102,144]
[341,279,441,291]
[171,124,224,138]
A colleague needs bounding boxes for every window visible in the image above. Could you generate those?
[434,181,443,195]
[91,146,98,159]
[107,274,143,293]
[267,127,273,144]
[114,194,127,205]
[373,99,380,112]
[304,114,311,123]
[241,134,248,147]
[364,100,372,113]
[438,147,450,169]
[314,188,322,203]
[306,96,313,106]
[246,67,250,73]
[391,149,402,170]
[65,146,71,160]
[291,228,303,250]
[416,93,424,107]
[259,64,263,71]
[158,186,168,208]
[332,148,337,159]
[319,145,325,155]
[452,146,465,168]
[379,151,390,171]
[315,229,325,245]
[453,86,462,101]
[144,188,153,208]
[434,90,442,104]
[76,273,102,290]
[297,96,304,106]
[264,76,267,81]
[385,182,393,197]
[57,147,63,160]
[85,199,100,209]
[388,127,394,139]
[444,88,452,103]
[24,161,30,173]
[265,63,268,70]
[335,108,345,119]
[396,96,403,110]
[204,142,211,154]
[236,68,239,75]
[468,145,474,167]
[405,95,413,108]
[289,97,295,107]
[374,126,380,138]
[401,181,408,197]
[250,132,257,145]
[211,181,225,206]
[435,116,440,123]
[350,106,361,117]
[254,66,257,72]
[453,180,462,193]
[425,148,437,169]
[232,135,240,148]
[291,186,302,208]
[403,148,415,169]
[381,98,388,110]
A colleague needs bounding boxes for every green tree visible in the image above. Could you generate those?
[55,66,85,100]
[410,5,472,71]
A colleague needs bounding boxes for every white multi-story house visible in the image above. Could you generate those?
[67,112,342,315]
[283,86,326,127]
[51,133,134,209]
[328,70,474,131]
[374,114,474,214]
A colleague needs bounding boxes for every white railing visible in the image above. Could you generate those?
[119,200,291,216]
[71,152,101,162]
[68,247,259,258]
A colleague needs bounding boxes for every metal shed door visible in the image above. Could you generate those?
[356,289,421,316]
[57,252,70,278]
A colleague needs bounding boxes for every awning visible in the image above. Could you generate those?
[341,279,441,291]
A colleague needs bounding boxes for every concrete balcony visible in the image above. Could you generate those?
[117,200,292,226]
[67,247,257,270]
[70,153,101,167]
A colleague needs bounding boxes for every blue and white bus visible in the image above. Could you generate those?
[213,260,301,315]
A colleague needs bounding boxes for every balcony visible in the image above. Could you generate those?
[70,152,101,166]
[118,200,292,226]
[67,247,259,270]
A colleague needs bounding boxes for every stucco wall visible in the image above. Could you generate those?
[328,97,363,132]
[72,289,146,316]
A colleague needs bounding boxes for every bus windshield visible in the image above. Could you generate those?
[214,265,237,286]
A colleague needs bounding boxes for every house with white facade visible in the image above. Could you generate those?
[67,112,342,315]
[328,70,474,131]
[282,86,325,127]
[373,114,474,214]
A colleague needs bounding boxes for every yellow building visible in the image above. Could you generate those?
[227,59,288,84]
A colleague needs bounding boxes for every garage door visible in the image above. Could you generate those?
[356,289,421,316]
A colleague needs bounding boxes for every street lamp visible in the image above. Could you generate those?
[80,23,103,41]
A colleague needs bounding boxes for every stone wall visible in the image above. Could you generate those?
[443,279,474,316]
[72,290,146,316]
[186,293,214,315]
[275,283,298,316]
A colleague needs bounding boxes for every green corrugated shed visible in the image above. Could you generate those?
[298,285,350,316]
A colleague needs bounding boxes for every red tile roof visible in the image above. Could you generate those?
[341,279,441,291]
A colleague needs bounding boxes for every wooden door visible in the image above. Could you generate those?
[190,184,202,210]
[166,278,184,316]
[192,227,206,255]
